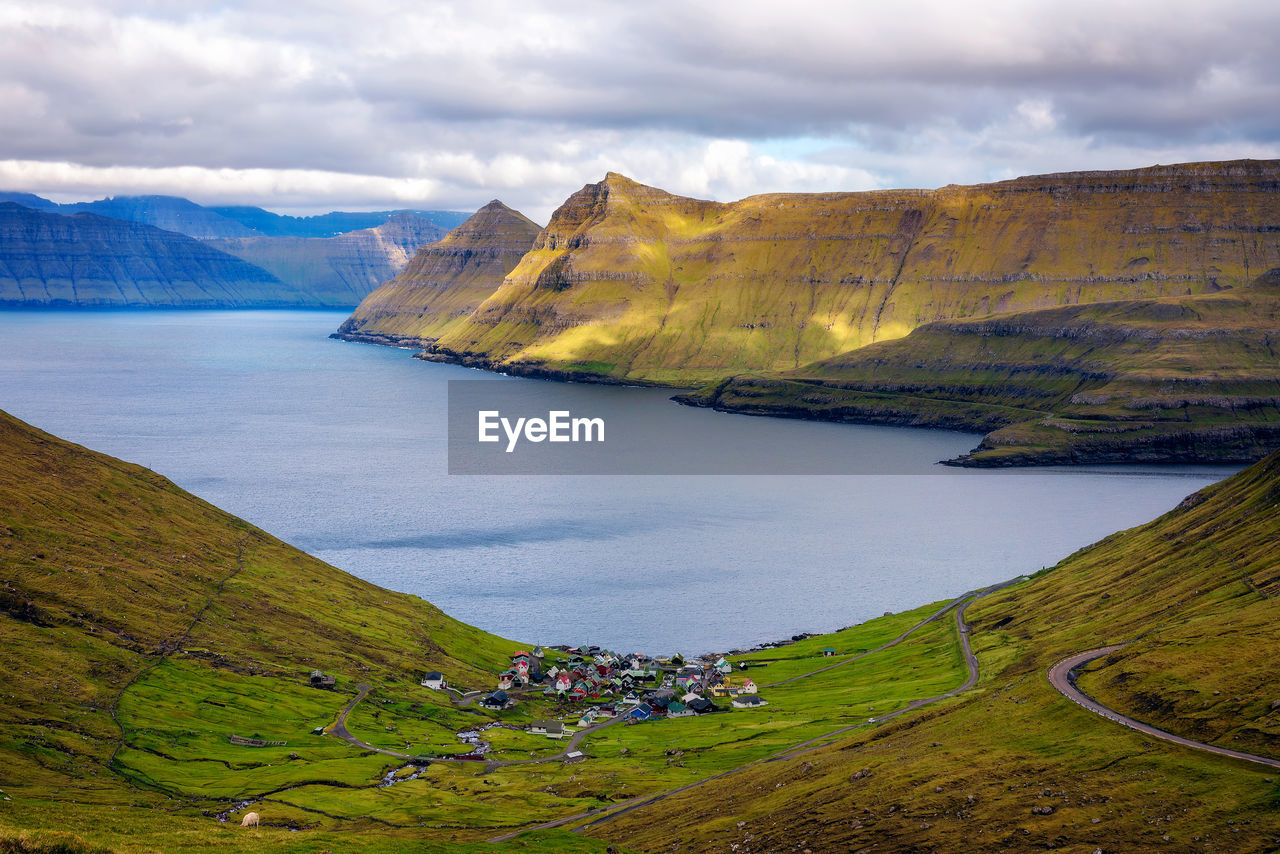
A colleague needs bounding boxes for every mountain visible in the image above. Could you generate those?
[420,161,1280,385]
[0,408,558,851]
[0,203,317,308]
[0,192,471,240]
[207,205,471,237]
[70,195,262,239]
[207,213,448,307]
[587,450,1280,852]
[683,268,1280,465]
[0,192,62,213]
[333,200,543,348]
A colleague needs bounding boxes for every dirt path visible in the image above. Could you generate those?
[1048,646,1280,771]
[328,682,626,768]
[109,536,251,786]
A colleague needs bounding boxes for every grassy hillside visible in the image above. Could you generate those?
[584,451,1280,852]
[684,268,1280,465]
[425,160,1280,385]
[334,200,541,347]
[2,411,1278,850]
[0,409,623,852]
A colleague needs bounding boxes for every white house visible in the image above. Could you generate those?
[732,695,768,709]
[421,671,446,690]
[529,720,566,738]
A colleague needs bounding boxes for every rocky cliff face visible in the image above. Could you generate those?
[334,200,542,347]
[0,203,312,307]
[209,213,447,306]
[427,161,1280,384]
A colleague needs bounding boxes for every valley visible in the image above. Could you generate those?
[0,402,1277,852]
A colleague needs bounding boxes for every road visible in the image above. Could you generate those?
[489,577,1025,841]
[1048,646,1280,771]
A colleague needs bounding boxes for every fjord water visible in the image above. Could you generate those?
[0,311,1236,653]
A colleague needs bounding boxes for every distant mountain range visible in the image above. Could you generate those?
[0,192,469,240]
[0,193,473,308]
[0,203,310,307]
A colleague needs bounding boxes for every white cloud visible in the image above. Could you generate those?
[0,0,1278,217]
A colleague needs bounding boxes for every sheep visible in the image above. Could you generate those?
[240,811,260,827]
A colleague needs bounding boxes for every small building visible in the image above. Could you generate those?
[529,720,566,738]
[420,671,447,690]
[686,697,718,715]
[714,657,732,674]
[732,695,769,709]
[564,751,585,763]
[666,701,695,718]
[532,646,545,659]
[625,703,653,722]
[309,670,336,690]
[480,690,514,710]
[822,647,836,657]
[739,679,758,694]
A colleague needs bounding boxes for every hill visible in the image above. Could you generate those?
[208,213,448,307]
[0,203,312,308]
[583,450,1280,851]
[681,268,1280,466]
[0,408,621,852]
[419,160,1280,385]
[2,414,1278,850]
[333,200,543,348]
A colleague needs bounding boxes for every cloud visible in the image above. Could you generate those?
[1,0,1278,219]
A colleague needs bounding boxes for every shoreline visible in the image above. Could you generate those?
[332,326,1274,469]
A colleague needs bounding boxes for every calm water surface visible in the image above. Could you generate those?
[0,311,1238,653]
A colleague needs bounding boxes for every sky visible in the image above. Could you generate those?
[2,0,1278,222]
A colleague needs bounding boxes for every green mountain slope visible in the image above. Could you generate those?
[423,160,1280,385]
[588,450,1280,852]
[0,204,307,308]
[683,268,1280,465]
[0,410,591,851]
[334,200,542,347]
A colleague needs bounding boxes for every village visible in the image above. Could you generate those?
[423,644,771,741]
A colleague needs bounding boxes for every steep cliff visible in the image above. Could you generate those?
[0,203,310,307]
[208,213,447,306]
[333,200,542,347]
[427,161,1280,384]
[684,269,1280,465]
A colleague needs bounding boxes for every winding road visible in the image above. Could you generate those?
[489,577,1024,841]
[1048,646,1280,771]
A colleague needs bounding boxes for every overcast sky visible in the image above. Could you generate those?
[2,0,1278,221]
